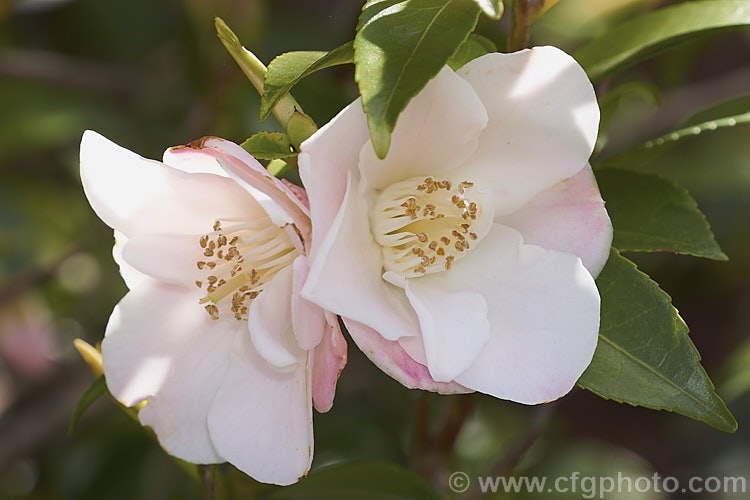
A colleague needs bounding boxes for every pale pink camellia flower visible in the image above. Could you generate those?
[79,131,347,485]
[299,47,612,403]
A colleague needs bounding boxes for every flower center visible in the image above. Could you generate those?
[195,219,298,321]
[371,176,491,278]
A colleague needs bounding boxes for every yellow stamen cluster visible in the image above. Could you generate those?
[371,176,485,278]
[195,219,297,320]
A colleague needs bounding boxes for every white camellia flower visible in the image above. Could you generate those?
[80,131,347,485]
[299,47,612,403]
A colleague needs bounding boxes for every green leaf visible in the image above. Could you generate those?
[447,33,497,70]
[260,42,354,122]
[597,169,726,260]
[215,17,310,132]
[578,249,736,432]
[267,461,441,499]
[596,97,750,171]
[240,132,296,160]
[68,375,106,434]
[575,1,750,82]
[473,0,503,19]
[286,111,319,149]
[354,0,481,158]
[598,81,660,132]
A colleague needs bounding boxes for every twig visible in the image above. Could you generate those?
[509,0,546,52]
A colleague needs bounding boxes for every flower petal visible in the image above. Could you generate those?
[311,311,347,413]
[121,233,204,288]
[302,172,420,341]
[80,131,260,236]
[162,146,228,176]
[248,265,305,370]
[456,47,600,216]
[344,319,470,395]
[450,224,600,404]
[175,137,311,246]
[208,331,313,486]
[299,98,371,263]
[404,280,490,383]
[290,256,327,350]
[358,66,488,193]
[112,231,154,290]
[102,282,239,463]
[498,165,612,277]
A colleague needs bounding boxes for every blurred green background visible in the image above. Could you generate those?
[1,0,749,498]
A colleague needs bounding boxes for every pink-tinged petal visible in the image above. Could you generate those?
[208,332,313,486]
[404,281,490,383]
[450,224,600,404]
[162,146,228,176]
[174,137,312,248]
[291,256,326,350]
[498,165,612,277]
[102,282,240,463]
[358,67,487,193]
[456,47,600,216]
[80,131,260,237]
[344,319,471,395]
[311,311,347,413]
[299,98,370,263]
[248,265,305,370]
[112,231,154,290]
[302,172,420,341]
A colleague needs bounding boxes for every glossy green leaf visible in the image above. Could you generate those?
[260,42,354,122]
[579,249,736,432]
[473,0,503,19]
[354,0,481,158]
[575,1,750,82]
[240,132,296,160]
[447,33,497,70]
[268,461,441,499]
[599,81,660,132]
[596,96,750,170]
[69,376,106,434]
[597,169,726,260]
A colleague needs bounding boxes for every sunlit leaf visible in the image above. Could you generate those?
[473,0,503,19]
[579,249,737,432]
[575,0,750,82]
[597,169,726,260]
[240,132,296,160]
[260,42,354,122]
[447,33,497,70]
[354,0,481,158]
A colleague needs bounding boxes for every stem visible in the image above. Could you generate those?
[509,0,555,51]
[214,17,303,131]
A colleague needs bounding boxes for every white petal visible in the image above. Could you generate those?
[80,131,260,236]
[112,231,154,290]
[291,256,326,350]
[404,280,490,382]
[162,146,228,176]
[358,66,488,193]
[450,224,600,404]
[248,265,305,370]
[180,138,312,244]
[299,98,371,263]
[208,332,312,486]
[102,282,239,463]
[498,165,612,276]
[302,172,420,341]
[121,233,203,288]
[456,47,600,215]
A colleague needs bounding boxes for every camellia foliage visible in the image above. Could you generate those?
[54,0,750,497]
